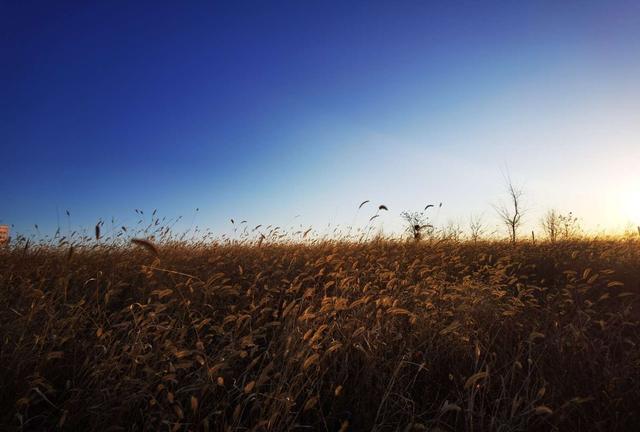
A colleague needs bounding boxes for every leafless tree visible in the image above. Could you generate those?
[542,209,580,241]
[541,209,560,243]
[493,175,524,244]
[440,220,463,242]
[401,211,433,241]
[468,214,485,243]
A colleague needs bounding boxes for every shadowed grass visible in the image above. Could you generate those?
[1,238,639,431]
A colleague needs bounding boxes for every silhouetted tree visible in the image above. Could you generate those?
[401,211,433,241]
[541,209,561,243]
[542,209,580,241]
[493,175,524,244]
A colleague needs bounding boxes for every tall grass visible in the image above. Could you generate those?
[1,235,639,431]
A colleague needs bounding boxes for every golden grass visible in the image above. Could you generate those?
[1,237,639,431]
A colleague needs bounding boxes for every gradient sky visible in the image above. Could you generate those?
[2,1,640,239]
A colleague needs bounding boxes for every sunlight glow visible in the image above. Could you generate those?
[613,179,640,229]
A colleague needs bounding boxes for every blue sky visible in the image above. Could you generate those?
[2,1,640,239]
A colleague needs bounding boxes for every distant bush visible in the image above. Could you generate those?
[541,210,581,242]
[400,210,433,241]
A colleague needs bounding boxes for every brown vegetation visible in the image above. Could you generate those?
[1,237,640,431]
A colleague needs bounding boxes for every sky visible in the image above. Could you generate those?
[2,1,640,240]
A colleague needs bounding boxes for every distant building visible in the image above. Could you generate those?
[0,225,9,245]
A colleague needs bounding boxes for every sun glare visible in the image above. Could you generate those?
[616,181,640,228]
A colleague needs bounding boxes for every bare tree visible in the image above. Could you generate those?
[401,211,433,241]
[493,175,524,244]
[440,220,463,242]
[541,209,560,243]
[468,214,485,243]
[542,209,580,241]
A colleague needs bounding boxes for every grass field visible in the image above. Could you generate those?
[1,237,639,431]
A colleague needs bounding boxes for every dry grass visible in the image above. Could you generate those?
[1,236,639,431]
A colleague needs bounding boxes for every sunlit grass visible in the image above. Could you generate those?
[1,227,639,430]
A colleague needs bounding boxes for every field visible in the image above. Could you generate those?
[1,237,640,431]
